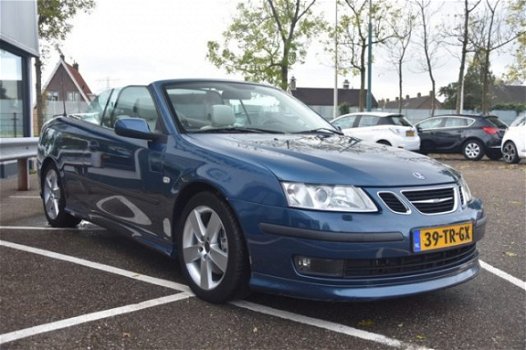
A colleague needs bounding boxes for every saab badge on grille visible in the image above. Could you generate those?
[412,172,426,180]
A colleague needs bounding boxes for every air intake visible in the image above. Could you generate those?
[378,192,409,214]
[402,187,456,214]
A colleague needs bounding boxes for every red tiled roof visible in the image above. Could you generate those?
[65,62,92,97]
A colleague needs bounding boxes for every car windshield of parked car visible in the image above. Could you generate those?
[164,82,336,134]
[510,116,525,127]
[485,115,507,128]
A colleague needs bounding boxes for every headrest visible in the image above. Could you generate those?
[211,105,235,127]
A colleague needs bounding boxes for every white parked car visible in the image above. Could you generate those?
[331,112,420,151]
[501,115,526,163]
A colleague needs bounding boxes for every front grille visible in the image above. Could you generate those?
[402,187,456,214]
[344,244,476,278]
[378,192,409,213]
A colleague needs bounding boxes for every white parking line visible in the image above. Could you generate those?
[232,300,430,350]
[0,293,192,345]
[9,195,41,199]
[480,260,526,291]
[0,239,422,349]
[0,225,105,231]
[0,240,191,293]
[0,226,93,231]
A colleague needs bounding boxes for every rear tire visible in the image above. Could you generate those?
[462,140,484,161]
[177,192,250,303]
[41,164,81,227]
[502,141,520,164]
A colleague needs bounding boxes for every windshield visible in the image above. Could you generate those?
[510,116,525,127]
[164,81,336,133]
[485,115,507,129]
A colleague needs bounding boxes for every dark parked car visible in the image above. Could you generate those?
[38,80,486,303]
[416,114,507,160]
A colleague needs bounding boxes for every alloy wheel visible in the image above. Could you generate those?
[182,206,229,290]
[502,142,518,163]
[465,142,481,159]
[43,169,61,220]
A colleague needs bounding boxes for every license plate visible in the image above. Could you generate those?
[412,222,473,253]
[406,130,415,137]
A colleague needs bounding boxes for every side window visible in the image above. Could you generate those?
[445,117,468,128]
[333,116,355,129]
[101,87,160,131]
[418,118,443,130]
[358,116,379,127]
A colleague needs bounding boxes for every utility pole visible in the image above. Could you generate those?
[366,0,372,111]
[333,0,338,119]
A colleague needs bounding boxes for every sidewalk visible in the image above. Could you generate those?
[0,174,42,226]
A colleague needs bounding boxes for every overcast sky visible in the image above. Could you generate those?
[43,0,517,101]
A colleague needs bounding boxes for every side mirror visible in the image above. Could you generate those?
[114,117,159,140]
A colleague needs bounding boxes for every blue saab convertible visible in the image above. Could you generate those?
[37,80,486,303]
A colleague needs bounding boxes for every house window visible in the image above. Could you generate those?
[47,91,59,101]
[67,92,79,101]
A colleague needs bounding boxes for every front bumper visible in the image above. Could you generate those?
[230,195,486,301]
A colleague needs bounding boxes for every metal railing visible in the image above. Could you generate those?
[0,137,39,190]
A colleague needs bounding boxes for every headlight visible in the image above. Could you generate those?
[459,176,473,204]
[281,182,378,212]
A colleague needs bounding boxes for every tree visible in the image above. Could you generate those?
[439,49,495,111]
[503,0,526,82]
[414,0,441,117]
[444,0,482,113]
[206,0,324,90]
[333,0,396,111]
[469,0,522,113]
[463,48,494,111]
[384,4,415,113]
[36,0,96,133]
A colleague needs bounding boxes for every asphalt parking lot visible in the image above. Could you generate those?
[1,155,525,349]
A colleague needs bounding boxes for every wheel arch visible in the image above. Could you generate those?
[462,137,484,149]
[170,181,250,256]
[40,157,57,188]
[376,139,392,146]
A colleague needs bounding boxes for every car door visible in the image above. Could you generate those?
[85,86,169,244]
[417,117,445,151]
[352,115,380,143]
[440,117,472,150]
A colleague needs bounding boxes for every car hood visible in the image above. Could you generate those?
[184,134,459,187]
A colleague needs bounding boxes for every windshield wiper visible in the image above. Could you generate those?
[194,127,285,134]
[294,128,344,135]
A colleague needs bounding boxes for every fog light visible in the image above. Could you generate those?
[297,256,311,269]
[294,256,344,277]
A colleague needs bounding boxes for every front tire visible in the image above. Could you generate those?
[463,140,484,161]
[502,141,520,164]
[177,192,249,303]
[42,164,81,227]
